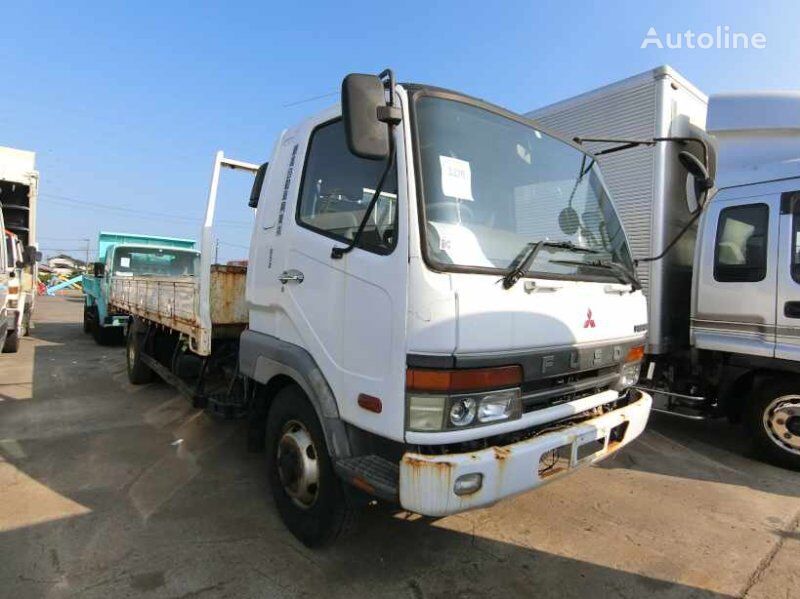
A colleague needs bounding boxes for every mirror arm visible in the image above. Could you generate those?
[574,135,712,176]
[331,133,396,260]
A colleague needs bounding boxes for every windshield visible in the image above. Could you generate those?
[112,247,199,277]
[414,96,633,281]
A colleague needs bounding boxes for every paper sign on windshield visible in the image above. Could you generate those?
[439,156,474,201]
[120,257,131,268]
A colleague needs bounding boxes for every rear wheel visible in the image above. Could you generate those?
[265,385,356,547]
[126,322,153,384]
[749,377,800,470]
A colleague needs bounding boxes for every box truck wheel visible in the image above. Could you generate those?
[265,385,356,547]
[2,329,20,353]
[749,377,800,470]
[126,323,153,385]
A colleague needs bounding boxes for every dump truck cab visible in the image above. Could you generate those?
[83,231,198,344]
[3,229,28,352]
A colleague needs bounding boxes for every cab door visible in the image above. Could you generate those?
[693,191,778,357]
[271,110,407,438]
[775,188,800,360]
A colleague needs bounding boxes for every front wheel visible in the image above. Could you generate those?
[2,329,20,353]
[749,378,800,470]
[83,304,92,334]
[265,385,356,547]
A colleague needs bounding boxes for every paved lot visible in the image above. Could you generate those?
[1,296,799,598]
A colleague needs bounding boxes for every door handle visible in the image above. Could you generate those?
[278,269,304,285]
[784,301,800,318]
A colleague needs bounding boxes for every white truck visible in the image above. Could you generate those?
[114,71,653,546]
[530,66,800,469]
[0,210,9,349]
[0,147,40,350]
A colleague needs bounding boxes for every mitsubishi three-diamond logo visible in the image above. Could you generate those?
[584,308,596,329]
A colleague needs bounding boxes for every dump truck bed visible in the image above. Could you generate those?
[109,264,247,355]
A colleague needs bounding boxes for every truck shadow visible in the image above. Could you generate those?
[598,412,800,498]
[0,307,737,598]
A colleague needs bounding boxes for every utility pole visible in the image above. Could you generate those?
[214,238,220,264]
[83,238,90,272]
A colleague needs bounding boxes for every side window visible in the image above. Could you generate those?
[791,206,800,283]
[714,203,769,283]
[297,119,397,254]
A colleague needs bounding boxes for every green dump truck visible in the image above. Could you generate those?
[82,231,198,344]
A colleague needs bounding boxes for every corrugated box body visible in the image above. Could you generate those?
[527,66,708,354]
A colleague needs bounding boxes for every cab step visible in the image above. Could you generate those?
[335,455,399,502]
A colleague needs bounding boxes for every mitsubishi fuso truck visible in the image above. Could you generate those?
[530,66,800,469]
[82,231,198,344]
[112,70,652,546]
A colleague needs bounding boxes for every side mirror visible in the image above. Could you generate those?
[93,262,105,277]
[558,206,580,236]
[24,246,41,266]
[679,150,714,214]
[341,74,389,160]
[248,162,268,208]
[15,260,24,269]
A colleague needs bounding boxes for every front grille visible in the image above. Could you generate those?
[521,366,618,413]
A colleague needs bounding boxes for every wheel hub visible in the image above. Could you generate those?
[276,420,320,509]
[763,396,800,454]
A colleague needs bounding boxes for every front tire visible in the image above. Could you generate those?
[126,322,153,385]
[265,385,356,547]
[83,304,92,334]
[749,377,800,470]
[2,329,20,353]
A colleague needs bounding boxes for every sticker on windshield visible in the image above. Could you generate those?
[439,156,474,201]
[119,257,131,268]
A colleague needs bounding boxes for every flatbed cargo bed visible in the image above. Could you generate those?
[109,264,247,355]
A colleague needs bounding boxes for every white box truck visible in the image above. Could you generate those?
[0,146,40,350]
[530,67,800,469]
[113,70,653,545]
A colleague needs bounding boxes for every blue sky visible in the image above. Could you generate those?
[2,0,798,261]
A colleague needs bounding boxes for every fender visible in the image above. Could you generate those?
[239,329,351,458]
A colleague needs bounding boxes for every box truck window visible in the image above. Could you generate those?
[713,203,768,283]
[414,96,632,281]
[297,119,398,254]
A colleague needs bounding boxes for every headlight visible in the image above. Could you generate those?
[408,388,522,431]
[616,362,642,390]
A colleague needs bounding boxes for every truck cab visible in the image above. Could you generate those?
[83,232,198,344]
[3,229,29,352]
[0,216,9,351]
[237,74,652,543]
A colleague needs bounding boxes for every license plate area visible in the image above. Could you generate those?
[538,429,608,478]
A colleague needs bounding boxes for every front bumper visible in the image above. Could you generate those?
[398,389,651,517]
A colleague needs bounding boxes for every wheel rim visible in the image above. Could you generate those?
[762,395,800,455]
[276,420,320,509]
[127,338,136,368]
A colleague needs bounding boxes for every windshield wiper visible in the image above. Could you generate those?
[549,258,641,290]
[502,241,601,289]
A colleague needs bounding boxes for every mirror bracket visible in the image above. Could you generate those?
[377,105,402,125]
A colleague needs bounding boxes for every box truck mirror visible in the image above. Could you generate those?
[558,206,580,236]
[26,246,42,265]
[341,73,390,160]
[679,150,714,214]
[248,162,269,208]
[93,262,105,277]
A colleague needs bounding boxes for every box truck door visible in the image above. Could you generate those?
[693,195,778,357]
[775,189,800,361]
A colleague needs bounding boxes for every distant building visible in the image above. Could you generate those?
[47,254,85,275]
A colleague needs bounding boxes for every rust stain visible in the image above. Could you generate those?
[493,446,511,461]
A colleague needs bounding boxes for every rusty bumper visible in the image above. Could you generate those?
[398,390,652,517]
